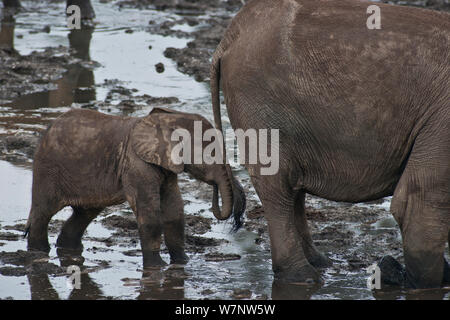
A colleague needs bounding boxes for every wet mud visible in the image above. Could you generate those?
[0,0,449,300]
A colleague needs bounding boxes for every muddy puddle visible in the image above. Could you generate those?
[0,0,449,300]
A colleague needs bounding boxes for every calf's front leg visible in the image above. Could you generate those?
[160,174,188,264]
[126,180,166,267]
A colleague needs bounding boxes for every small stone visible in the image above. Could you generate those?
[231,289,252,299]
[155,63,165,73]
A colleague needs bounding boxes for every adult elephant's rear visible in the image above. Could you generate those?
[211,0,449,288]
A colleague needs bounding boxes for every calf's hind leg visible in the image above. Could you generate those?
[57,207,103,250]
[27,198,63,252]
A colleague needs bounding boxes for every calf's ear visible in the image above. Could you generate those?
[130,117,184,174]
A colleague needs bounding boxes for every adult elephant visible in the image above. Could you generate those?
[2,0,95,19]
[211,0,449,288]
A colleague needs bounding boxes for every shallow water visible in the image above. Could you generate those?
[0,0,449,300]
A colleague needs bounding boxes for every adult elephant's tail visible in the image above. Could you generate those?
[210,44,246,232]
[211,46,223,136]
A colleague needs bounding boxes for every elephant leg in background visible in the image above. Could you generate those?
[391,125,450,288]
[251,173,322,284]
[67,0,95,19]
[56,207,103,250]
[160,174,189,264]
[2,0,20,8]
[294,192,332,268]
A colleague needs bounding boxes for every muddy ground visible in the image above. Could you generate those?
[0,0,449,300]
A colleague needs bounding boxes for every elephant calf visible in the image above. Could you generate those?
[25,108,245,267]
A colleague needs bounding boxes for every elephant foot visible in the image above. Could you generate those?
[56,248,85,267]
[274,262,323,285]
[170,250,189,265]
[443,259,450,285]
[378,255,406,287]
[56,236,83,252]
[143,251,167,268]
[307,250,332,268]
[27,240,51,254]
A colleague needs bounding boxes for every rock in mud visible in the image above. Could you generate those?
[186,235,227,248]
[204,253,241,262]
[0,232,21,241]
[0,250,47,266]
[122,249,141,257]
[118,0,242,13]
[144,95,180,105]
[0,46,73,104]
[0,266,27,277]
[0,250,65,276]
[2,223,26,232]
[155,62,165,73]
[230,288,252,299]
[0,134,40,159]
[201,289,214,296]
[185,215,212,235]
[101,214,138,231]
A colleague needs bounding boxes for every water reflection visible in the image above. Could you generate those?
[5,25,96,109]
[27,272,60,300]
[271,281,320,300]
[373,287,449,300]
[27,270,105,300]
[138,266,186,300]
[26,249,103,300]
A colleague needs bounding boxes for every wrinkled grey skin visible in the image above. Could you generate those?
[2,0,95,19]
[25,108,245,267]
[211,0,449,288]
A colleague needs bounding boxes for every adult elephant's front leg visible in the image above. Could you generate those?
[252,175,322,284]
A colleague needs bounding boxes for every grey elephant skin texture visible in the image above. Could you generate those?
[211,0,449,288]
[25,108,245,268]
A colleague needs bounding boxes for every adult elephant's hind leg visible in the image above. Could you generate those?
[294,192,332,268]
[252,174,322,284]
[57,207,103,250]
[444,231,450,284]
[391,127,450,288]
